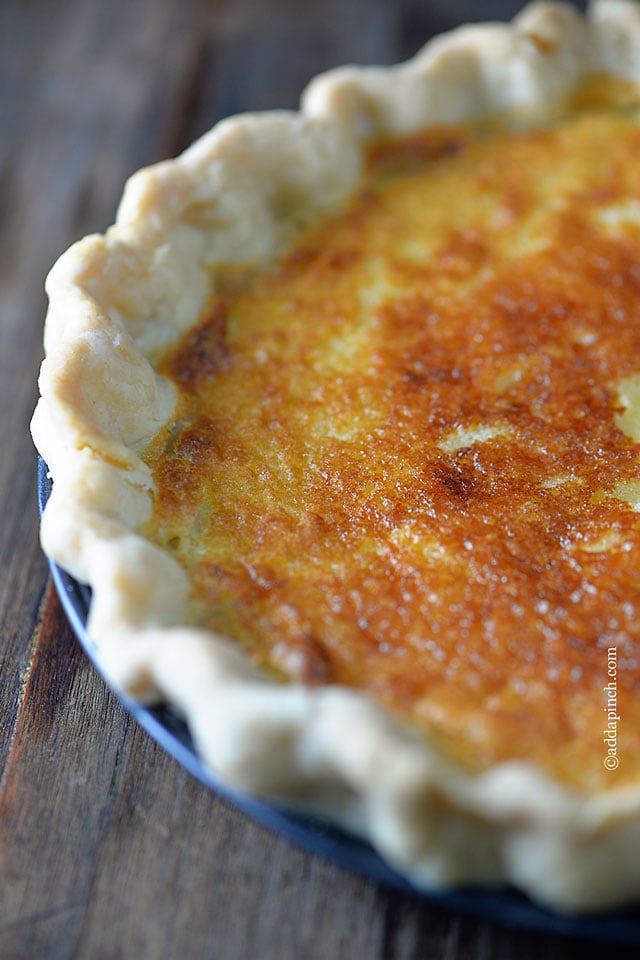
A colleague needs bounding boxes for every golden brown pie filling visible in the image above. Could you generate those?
[144,77,640,793]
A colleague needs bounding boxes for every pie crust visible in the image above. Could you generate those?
[31,1,640,912]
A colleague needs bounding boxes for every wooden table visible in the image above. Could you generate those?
[3,0,633,956]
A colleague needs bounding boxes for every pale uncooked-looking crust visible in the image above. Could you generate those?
[31,1,640,912]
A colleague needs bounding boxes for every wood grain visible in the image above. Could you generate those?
[0,0,634,957]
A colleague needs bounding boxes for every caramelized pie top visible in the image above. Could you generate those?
[144,79,640,794]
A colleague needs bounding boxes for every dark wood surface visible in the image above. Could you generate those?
[0,0,626,957]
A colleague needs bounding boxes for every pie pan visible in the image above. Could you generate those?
[31,0,640,935]
[38,458,640,944]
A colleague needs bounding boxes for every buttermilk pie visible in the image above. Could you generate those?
[32,1,640,911]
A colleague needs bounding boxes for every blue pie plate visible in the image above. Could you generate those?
[38,457,640,943]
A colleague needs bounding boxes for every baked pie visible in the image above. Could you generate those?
[32,1,640,911]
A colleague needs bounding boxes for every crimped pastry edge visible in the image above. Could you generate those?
[31,1,640,911]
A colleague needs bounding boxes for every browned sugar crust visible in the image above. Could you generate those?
[145,81,640,792]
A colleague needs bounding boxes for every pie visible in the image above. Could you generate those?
[31,1,640,912]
